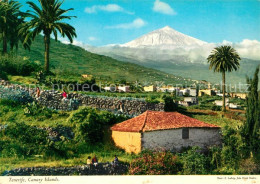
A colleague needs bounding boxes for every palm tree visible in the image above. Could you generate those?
[207,45,241,112]
[0,0,22,54]
[20,0,77,73]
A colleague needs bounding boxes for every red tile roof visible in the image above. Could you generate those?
[111,111,220,132]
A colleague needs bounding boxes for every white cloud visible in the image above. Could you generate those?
[153,0,176,15]
[106,18,146,29]
[232,39,260,60]
[85,4,134,14]
[88,36,97,41]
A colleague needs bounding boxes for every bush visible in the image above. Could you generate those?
[67,107,104,144]
[68,107,128,144]
[0,122,48,157]
[129,150,182,175]
[163,95,178,112]
[0,70,8,80]
[0,55,40,76]
[178,147,209,174]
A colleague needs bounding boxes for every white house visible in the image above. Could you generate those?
[214,99,229,106]
[111,111,221,153]
[189,89,197,97]
[118,86,130,92]
[104,86,117,92]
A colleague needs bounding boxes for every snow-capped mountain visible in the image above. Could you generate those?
[121,26,207,48]
[83,26,260,85]
[86,26,211,64]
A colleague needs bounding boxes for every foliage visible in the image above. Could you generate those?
[67,107,127,144]
[0,0,30,53]
[242,66,260,158]
[0,55,40,76]
[163,95,178,112]
[221,125,247,168]
[0,122,48,157]
[20,0,77,72]
[24,101,53,118]
[207,45,241,111]
[129,150,182,175]
[178,147,208,174]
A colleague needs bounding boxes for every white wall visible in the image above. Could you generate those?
[142,128,222,152]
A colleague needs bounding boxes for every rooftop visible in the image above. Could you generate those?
[111,111,220,132]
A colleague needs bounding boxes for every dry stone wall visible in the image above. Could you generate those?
[0,81,164,116]
[2,163,129,176]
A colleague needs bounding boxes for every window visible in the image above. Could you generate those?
[182,128,189,139]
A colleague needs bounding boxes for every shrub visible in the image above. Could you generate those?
[178,147,209,174]
[67,107,104,144]
[0,70,8,80]
[0,122,48,157]
[163,95,178,112]
[0,55,40,76]
[129,150,182,175]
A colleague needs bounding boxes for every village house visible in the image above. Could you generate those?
[111,111,221,154]
[144,85,157,92]
[178,97,198,107]
[198,89,215,96]
[214,99,229,107]
[214,99,241,109]
[81,74,93,79]
[104,86,117,92]
[229,92,247,99]
[189,88,197,97]
[118,86,130,92]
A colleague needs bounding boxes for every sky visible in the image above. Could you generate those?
[19,0,260,47]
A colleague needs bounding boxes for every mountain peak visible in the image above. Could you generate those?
[161,25,172,30]
[122,26,207,48]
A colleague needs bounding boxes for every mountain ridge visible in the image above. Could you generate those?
[121,26,207,48]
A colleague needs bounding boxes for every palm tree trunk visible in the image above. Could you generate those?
[44,34,50,73]
[2,31,7,54]
[222,71,226,112]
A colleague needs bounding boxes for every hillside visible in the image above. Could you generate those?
[16,36,190,85]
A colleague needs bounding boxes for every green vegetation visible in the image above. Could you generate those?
[20,0,76,72]
[129,150,182,175]
[0,0,31,54]
[0,99,135,174]
[207,45,241,111]
[242,66,260,159]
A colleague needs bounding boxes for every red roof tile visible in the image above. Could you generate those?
[111,111,220,132]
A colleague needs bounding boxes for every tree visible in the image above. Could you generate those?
[242,66,259,158]
[0,0,21,53]
[207,46,241,112]
[21,0,76,73]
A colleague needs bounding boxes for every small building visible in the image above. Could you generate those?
[111,111,221,154]
[199,89,215,96]
[214,99,229,107]
[118,86,130,92]
[230,92,247,99]
[189,88,197,97]
[184,97,197,104]
[81,74,93,79]
[104,86,117,92]
[144,85,157,92]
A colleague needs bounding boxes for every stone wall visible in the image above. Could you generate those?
[142,128,222,152]
[0,81,164,116]
[2,163,129,176]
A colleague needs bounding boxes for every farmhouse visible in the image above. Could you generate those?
[144,85,157,92]
[199,89,215,96]
[111,111,221,154]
